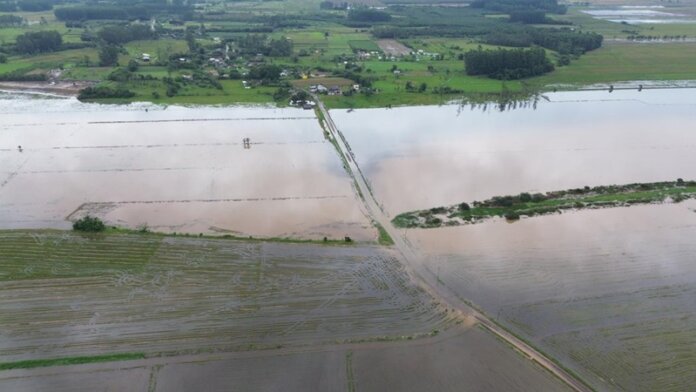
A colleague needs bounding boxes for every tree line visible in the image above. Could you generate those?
[0,0,52,12]
[471,0,567,14]
[464,47,554,79]
[486,28,603,55]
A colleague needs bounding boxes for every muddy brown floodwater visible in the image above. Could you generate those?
[406,200,696,392]
[0,92,374,241]
[332,88,696,216]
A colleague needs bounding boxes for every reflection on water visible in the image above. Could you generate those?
[0,95,373,240]
[406,201,696,392]
[333,88,696,216]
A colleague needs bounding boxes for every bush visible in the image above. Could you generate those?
[519,192,532,202]
[459,202,471,211]
[78,86,135,101]
[73,216,106,232]
[504,212,520,221]
[0,54,6,64]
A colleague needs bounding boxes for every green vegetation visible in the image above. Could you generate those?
[393,180,696,228]
[0,353,145,371]
[0,0,693,107]
[375,222,395,246]
[465,47,554,79]
[14,30,61,54]
[78,85,135,100]
[72,215,106,232]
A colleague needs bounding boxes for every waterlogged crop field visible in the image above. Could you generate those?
[0,230,453,363]
[0,327,570,392]
[407,201,696,392]
[0,93,374,241]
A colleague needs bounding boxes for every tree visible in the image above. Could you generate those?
[73,216,106,232]
[18,0,52,12]
[127,59,139,72]
[0,53,6,64]
[0,14,23,27]
[247,64,282,83]
[15,31,62,54]
[347,8,391,22]
[99,45,120,67]
[464,47,554,79]
[418,82,427,92]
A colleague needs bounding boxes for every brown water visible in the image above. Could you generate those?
[332,88,696,216]
[0,93,373,240]
[405,200,696,392]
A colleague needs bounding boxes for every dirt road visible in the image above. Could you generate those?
[315,98,592,392]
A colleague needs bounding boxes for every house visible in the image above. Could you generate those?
[310,84,328,94]
[352,84,360,91]
[142,53,151,62]
[328,86,341,96]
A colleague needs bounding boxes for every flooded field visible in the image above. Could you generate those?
[0,231,452,362]
[0,92,374,241]
[406,200,696,392]
[332,88,696,217]
[0,327,570,392]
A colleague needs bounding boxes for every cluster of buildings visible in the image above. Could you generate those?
[309,83,360,96]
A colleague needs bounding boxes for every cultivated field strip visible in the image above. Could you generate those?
[0,231,452,362]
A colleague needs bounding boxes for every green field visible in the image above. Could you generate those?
[1,1,696,108]
[534,42,696,86]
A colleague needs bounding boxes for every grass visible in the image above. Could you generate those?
[348,40,381,52]
[375,222,395,246]
[0,353,145,371]
[393,180,696,228]
[533,41,696,87]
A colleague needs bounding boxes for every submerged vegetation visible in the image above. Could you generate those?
[393,180,696,228]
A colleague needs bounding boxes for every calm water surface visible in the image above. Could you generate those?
[0,93,372,240]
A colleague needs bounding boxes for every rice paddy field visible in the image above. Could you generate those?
[0,324,571,392]
[0,230,452,362]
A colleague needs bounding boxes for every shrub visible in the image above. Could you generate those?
[73,216,106,232]
[504,212,520,221]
